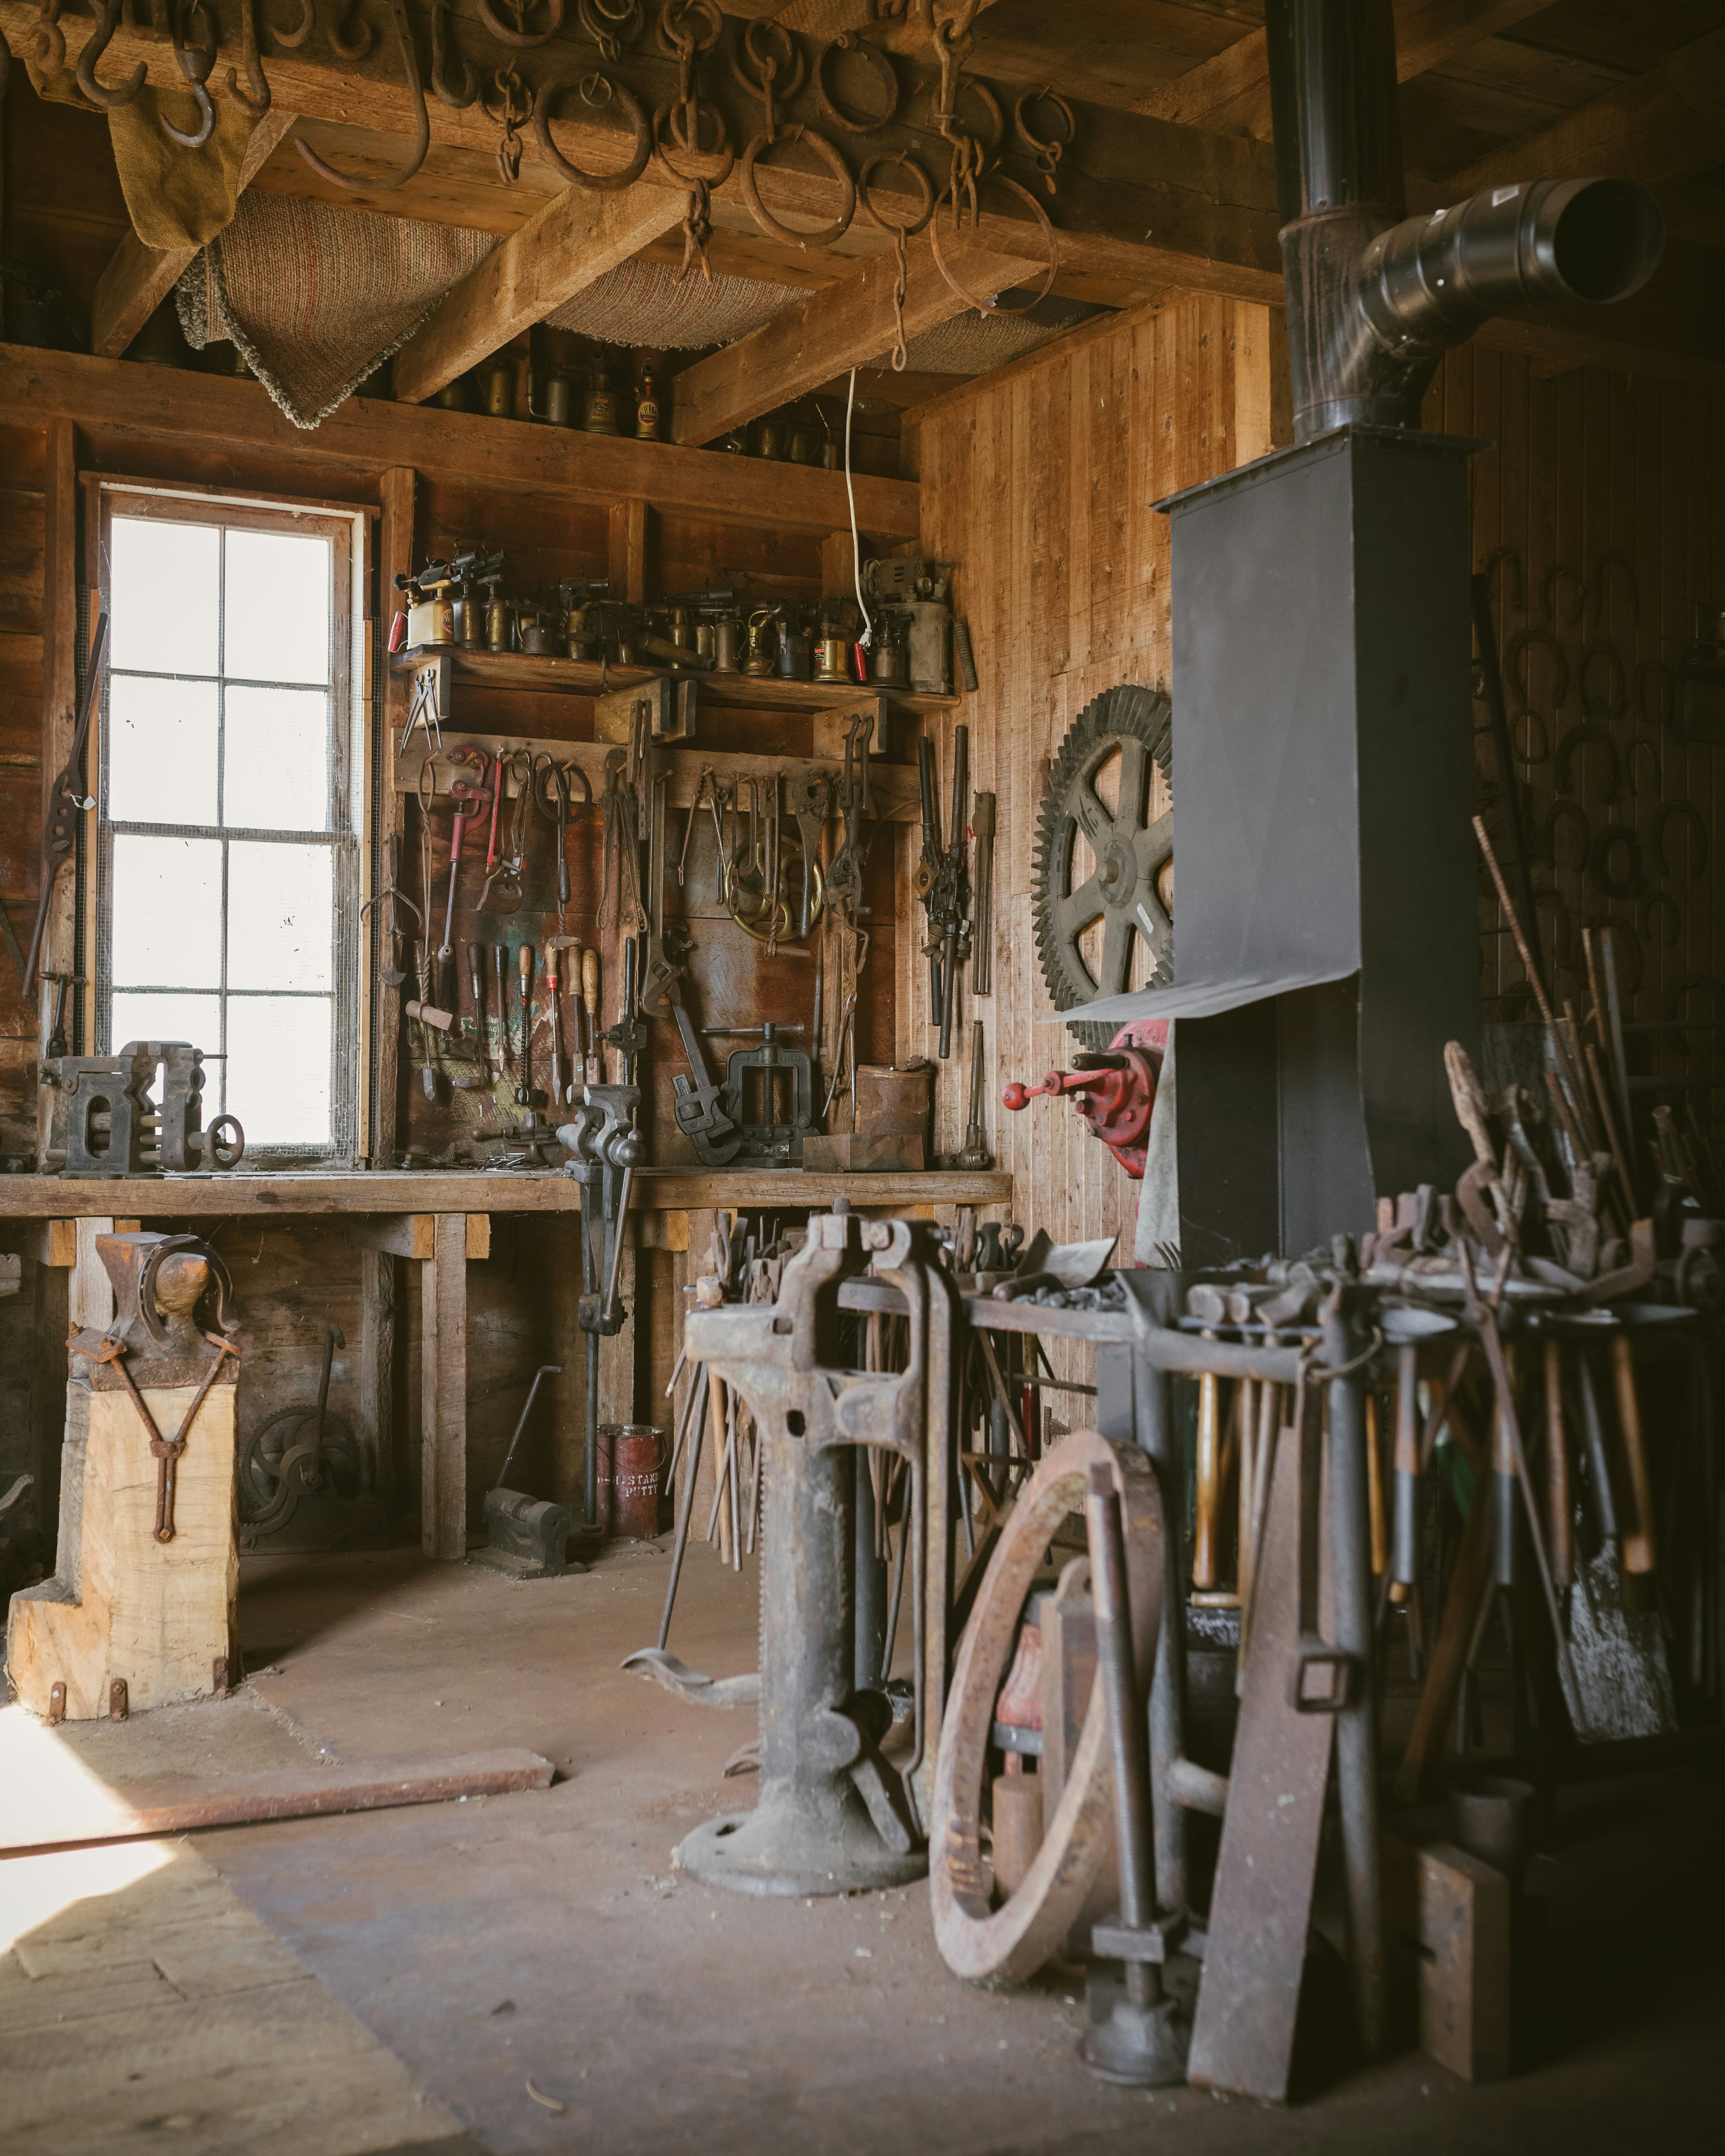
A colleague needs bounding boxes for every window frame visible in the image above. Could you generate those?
[90,481,369,1166]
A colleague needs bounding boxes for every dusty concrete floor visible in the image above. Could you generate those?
[144,1544,1725,2156]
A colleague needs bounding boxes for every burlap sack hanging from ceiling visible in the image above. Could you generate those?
[543,260,805,350]
[176,194,496,429]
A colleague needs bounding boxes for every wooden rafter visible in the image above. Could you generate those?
[393,185,688,403]
[667,223,1031,446]
[89,108,298,359]
[1445,25,1725,191]
[1134,0,1554,139]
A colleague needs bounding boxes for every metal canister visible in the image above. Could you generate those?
[455,588,485,647]
[869,634,908,686]
[528,369,575,427]
[635,365,661,441]
[741,609,775,677]
[754,416,786,461]
[519,612,562,655]
[485,596,515,652]
[855,1060,934,1151]
[481,355,515,419]
[583,359,620,435]
[431,375,472,412]
[814,636,851,684]
[407,596,455,649]
[597,1424,664,1539]
[775,621,813,680]
[712,616,741,673]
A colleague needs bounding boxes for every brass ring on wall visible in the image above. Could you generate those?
[535,72,651,190]
[928,171,1058,315]
[814,33,899,132]
[741,125,856,247]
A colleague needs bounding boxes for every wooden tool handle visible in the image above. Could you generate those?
[1193,1370,1220,1590]
[1609,1334,1657,1575]
[1365,1391,1387,1580]
[582,944,600,1015]
[1544,1338,1572,1591]
[518,942,534,992]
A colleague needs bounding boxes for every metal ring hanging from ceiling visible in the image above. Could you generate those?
[741,124,856,247]
[656,0,721,58]
[75,0,146,109]
[478,0,564,49]
[577,0,641,62]
[1012,85,1075,195]
[298,0,430,186]
[928,171,1059,315]
[649,95,734,189]
[534,70,652,189]
[731,16,805,108]
[30,0,66,78]
[858,151,934,236]
[814,33,899,133]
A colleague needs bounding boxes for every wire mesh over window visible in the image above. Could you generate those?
[95,492,363,1162]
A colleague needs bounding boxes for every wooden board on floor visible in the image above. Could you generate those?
[0,1838,472,2155]
[0,1747,555,1855]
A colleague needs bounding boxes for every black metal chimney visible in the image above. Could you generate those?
[1057,0,1667,1267]
[1268,0,1664,442]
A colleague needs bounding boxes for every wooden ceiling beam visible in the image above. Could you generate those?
[1444,26,1725,190]
[393,185,687,404]
[666,224,1029,445]
[1134,0,1554,138]
[88,108,297,359]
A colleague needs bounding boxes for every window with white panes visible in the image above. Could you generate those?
[94,489,366,1161]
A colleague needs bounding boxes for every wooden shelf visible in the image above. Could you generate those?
[394,647,957,712]
[0,1170,1013,1218]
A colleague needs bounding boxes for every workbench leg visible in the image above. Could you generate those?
[420,1214,469,1560]
[359,1250,397,1503]
[596,1240,638,1435]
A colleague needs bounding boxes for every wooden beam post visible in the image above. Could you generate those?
[607,498,651,603]
[36,420,77,1165]
[393,185,688,405]
[358,1248,397,1509]
[666,226,1028,448]
[89,110,299,358]
[372,466,415,1168]
[420,1213,471,1559]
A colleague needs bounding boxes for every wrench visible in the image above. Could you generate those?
[437,746,491,964]
[790,774,831,938]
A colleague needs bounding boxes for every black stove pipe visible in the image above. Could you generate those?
[1267,0,1665,442]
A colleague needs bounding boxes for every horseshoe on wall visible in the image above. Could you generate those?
[1624,735,1661,798]
[1588,824,1646,902]
[1579,640,1628,721]
[1506,625,1569,711]
[1653,800,1709,880]
[1637,892,1681,949]
[1555,723,1621,803]
[1538,799,1591,872]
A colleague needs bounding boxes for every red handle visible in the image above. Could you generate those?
[1003,1070,1091,1111]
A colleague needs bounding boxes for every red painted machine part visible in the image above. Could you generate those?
[1000,1017,1166,1178]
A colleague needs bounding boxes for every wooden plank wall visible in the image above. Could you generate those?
[906,295,1283,1256]
[1435,349,1723,1101]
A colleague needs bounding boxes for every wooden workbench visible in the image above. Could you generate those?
[0,1169,1012,1559]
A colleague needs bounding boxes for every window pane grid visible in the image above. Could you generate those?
[98,504,356,1162]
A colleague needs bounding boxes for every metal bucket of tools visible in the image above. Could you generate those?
[597,1424,665,1540]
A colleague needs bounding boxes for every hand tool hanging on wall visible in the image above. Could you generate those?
[698,1022,815,1168]
[24,612,110,996]
[436,746,492,975]
[970,790,995,996]
[478,749,535,914]
[494,943,513,1081]
[914,725,971,1057]
[534,752,591,923]
[359,832,421,988]
[544,942,568,1108]
[956,1021,993,1169]
[515,943,536,1105]
[603,938,649,1088]
[582,945,602,1083]
[558,1084,643,1545]
[467,944,489,1080]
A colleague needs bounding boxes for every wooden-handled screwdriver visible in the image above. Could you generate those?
[582,945,601,1084]
[515,943,535,1106]
[545,943,566,1108]
[467,943,488,1081]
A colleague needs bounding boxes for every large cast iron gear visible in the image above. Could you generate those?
[1032,684,1173,1050]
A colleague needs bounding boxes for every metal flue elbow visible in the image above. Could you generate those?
[1358,177,1664,360]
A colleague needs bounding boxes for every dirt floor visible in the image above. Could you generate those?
[8,1541,1724,2154]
